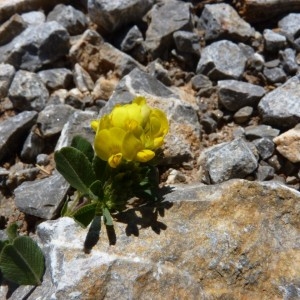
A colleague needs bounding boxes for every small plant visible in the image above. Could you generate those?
[0,223,45,285]
[55,97,169,231]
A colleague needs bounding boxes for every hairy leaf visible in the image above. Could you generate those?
[71,136,94,162]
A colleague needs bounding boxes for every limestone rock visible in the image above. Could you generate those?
[88,0,154,33]
[10,179,300,299]
[273,127,300,163]
[0,63,15,98]
[198,3,254,42]
[258,75,300,128]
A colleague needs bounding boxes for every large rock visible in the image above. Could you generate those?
[199,138,258,184]
[88,0,154,33]
[198,3,254,42]
[0,21,69,71]
[196,40,247,80]
[258,75,300,128]
[145,0,193,59]
[100,68,201,165]
[0,111,37,162]
[218,79,266,111]
[8,179,300,299]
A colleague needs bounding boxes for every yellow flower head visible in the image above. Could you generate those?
[92,97,169,168]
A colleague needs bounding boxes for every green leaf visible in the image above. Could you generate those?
[92,156,107,183]
[55,147,97,195]
[0,240,8,253]
[6,223,18,242]
[71,136,94,162]
[60,198,69,217]
[73,203,97,227]
[89,180,103,200]
[0,236,45,285]
[103,207,113,226]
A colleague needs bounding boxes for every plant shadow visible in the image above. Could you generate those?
[83,185,173,252]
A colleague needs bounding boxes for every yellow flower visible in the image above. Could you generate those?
[91,97,168,168]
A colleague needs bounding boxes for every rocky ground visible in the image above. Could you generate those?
[0,0,300,299]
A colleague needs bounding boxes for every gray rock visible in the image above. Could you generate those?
[200,114,217,133]
[37,68,73,90]
[263,67,287,84]
[264,59,281,68]
[145,1,193,59]
[198,3,254,42]
[47,4,88,36]
[147,60,172,86]
[218,79,266,111]
[252,137,275,160]
[258,75,300,128]
[0,21,69,71]
[245,125,280,140]
[120,25,143,52]
[233,106,253,124]
[14,172,69,219]
[100,68,201,165]
[173,30,200,55]
[36,153,50,166]
[200,138,258,184]
[263,29,286,52]
[278,13,300,37]
[20,179,300,300]
[65,88,91,109]
[20,127,45,163]
[196,40,247,80]
[21,11,46,26]
[256,164,275,181]
[8,70,49,111]
[88,0,154,33]
[0,111,38,162]
[191,74,212,91]
[0,14,27,46]
[73,63,94,92]
[0,63,15,98]
[247,52,265,71]
[280,48,298,75]
[37,104,76,138]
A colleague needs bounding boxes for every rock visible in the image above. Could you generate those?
[20,127,45,163]
[147,60,172,87]
[65,88,91,109]
[47,4,88,36]
[244,124,280,140]
[73,63,94,93]
[88,0,153,33]
[252,137,275,160]
[233,106,253,124]
[14,172,69,219]
[92,76,118,101]
[37,104,76,138]
[200,114,217,134]
[0,13,27,46]
[256,163,275,181]
[173,30,200,55]
[145,1,193,59]
[247,52,265,71]
[8,70,49,111]
[0,21,69,71]
[0,63,15,98]
[263,67,287,84]
[21,11,45,26]
[258,75,300,128]
[263,29,286,52]
[14,179,299,299]
[191,74,212,91]
[196,40,247,80]
[278,13,300,38]
[273,127,300,163]
[198,3,254,42]
[69,29,143,80]
[218,79,266,111]
[0,111,38,162]
[120,25,143,52]
[200,138,258,184]
[37,68,73,90]
[36,153,50,166]
[280,48,298,75]
[100,68,201,165]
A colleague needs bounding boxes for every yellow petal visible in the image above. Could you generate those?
[91,120,99,132]
[108,153,122,168]
[122,132,143,161]
[136,149,155,162]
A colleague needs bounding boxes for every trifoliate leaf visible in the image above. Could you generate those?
[73,203,97,227]
[71,136,94,162]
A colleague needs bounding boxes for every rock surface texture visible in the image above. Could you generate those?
[0,1,300,299]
